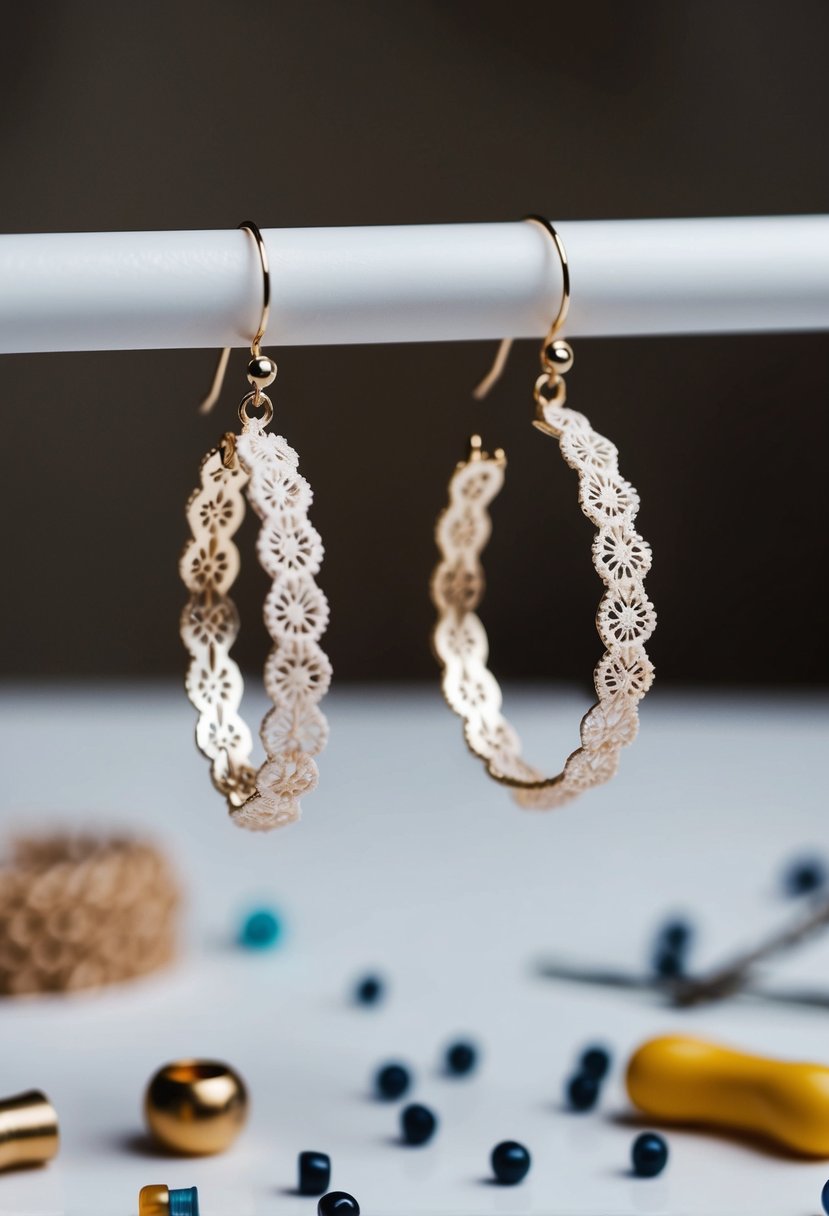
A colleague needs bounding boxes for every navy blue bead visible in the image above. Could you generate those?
[354,974,384,1005]
[490,1140,531,1185]
[567,1072,599,1111]
[653,947,684,978]
[579,1045,611,1080]
[401,1103,437,1145]
[631,1132,668,1177]
[239,907,281,949]
[445,1040,478,1076]
[168,1189,199,1216]
[783,855,826,897]
[821,1176,829,1215]
[298,1151,331,1196]
[375,1062,411,1100]
[660,919,692,952]
[317,1193,359,1216]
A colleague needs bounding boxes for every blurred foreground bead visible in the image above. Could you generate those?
[821,1176,829,1215]
[445,1040,478,1076]
[491,1140,530,1185]
[580,1045,611,1080]
[144,1060,248,1155]
[239,907,282,950]
[318,1192,359,1216]
[354,974,384,1005]
[139,1186,199,1216]
[0,1089,59,1171]
[0,833,179,995]
[783,855,826,897]
[567,1072,599,1111]
[375,1062,411,1100]
[631,1132,668,1177]
[401,1103,437,1145]
[298,1151,331,1196]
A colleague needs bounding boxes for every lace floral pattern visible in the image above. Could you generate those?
[431,409,655,812]
[181,419,330,831]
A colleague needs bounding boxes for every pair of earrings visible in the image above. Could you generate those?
[180,220,656,832]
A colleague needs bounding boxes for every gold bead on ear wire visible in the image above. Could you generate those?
[144,1060,248,1156]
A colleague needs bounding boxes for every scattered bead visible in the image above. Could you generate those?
[317,1193,359,1216]
[445,1040,478,1076]
[653,948,684,979]
[566,1072,599,1112]
[490,1140,531,1185]
[139,1186,199,1216]
[821,1176,829,1215]
[400,1103,437,1145]
[661,919,693,953]
[375,1062,411,1100]
[631,1132,668,1177]
[652,917,693,978]
[354,974,384,1005]
[579,1045,611,1080]
[783,855,826,897]
[298,1151,331,1196]
[238,907,281,950]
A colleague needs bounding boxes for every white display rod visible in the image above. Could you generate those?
[1,217,828,354]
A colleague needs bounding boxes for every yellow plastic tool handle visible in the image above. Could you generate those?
[626,1035,829,1157]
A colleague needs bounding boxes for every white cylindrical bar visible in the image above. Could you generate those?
[1,217,828,354]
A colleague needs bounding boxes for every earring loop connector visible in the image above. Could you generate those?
[472,215,570,401]
[199,221,272,415]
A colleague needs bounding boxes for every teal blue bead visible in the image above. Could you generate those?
[168,1188,199,1216]
[239,907,281,949]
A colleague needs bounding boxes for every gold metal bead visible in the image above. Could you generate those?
[246,355,277,390]
[139,1185,199,1216]
[144,1061,248,1156]
[0,1090,60,1171]
[541,339,574,375]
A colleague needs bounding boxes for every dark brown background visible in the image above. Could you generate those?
[1,1,827,685]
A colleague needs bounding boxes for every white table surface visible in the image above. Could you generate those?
[0,683,827,1216]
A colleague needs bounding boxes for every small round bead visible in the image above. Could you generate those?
[580,1046,611,1080]
[490,1140,531,1185]
[400,1103,437,1145]
[542,339,574,374]
[660,918,693,952]
[247,355,277,389]
[298,1151,331,1196]
[238,907,281,949]
[317,1193,359,1216]
[374,1062,411,1100]
[653,947,684,979]
[783,855,826,896]
[567,1072,600,1111]
[821,1176,829,1215]
[445,1040,478,1076]
[631,1132,668,1178]
[354,974,384,1005]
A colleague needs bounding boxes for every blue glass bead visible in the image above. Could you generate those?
[317,1192,359,1216]
[660,919,693,952]
[491,1140,531,1185]
[631,1132,668,1177]
[580,1045,611,1080]
[401,1103,437,1145]
[445,1040,478,1076]
[821,1176,829,1215]
[298,1151,331,1196]
[239,907,281,950]
[567,1072,599,1111]
[783,855,826,896]
[354,974,384,1005]
[374,1062,411,1100]
[168,1188,199,1216]
[653,947,684,978]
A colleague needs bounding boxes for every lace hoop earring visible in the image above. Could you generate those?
[180,222,331,832]
[431,216,655,810]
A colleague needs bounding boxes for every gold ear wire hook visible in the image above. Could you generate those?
[199,220,272,414]
[472,215,570,400]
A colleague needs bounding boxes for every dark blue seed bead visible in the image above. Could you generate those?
[375,1062,411,1100]
[821,1176,829,1215]
[298,1151,331,1196]
[490,1140,531,1185]
[660,919,693,952]
[446,1040,478,1075]
[354,974,384,1005]
[567,1072,599,1111]
[168,1188,199,1216]
[401,1103,437,1145]
[239,907,281,949]
[653,947,684,978]
[580,1046,611,1080]
[783,856,826,896]
[631,1132,668,1177]
[317,1193,359,1216]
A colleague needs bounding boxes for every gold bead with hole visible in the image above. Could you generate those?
[144,1060,248,1155]
[247,355,277,390]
